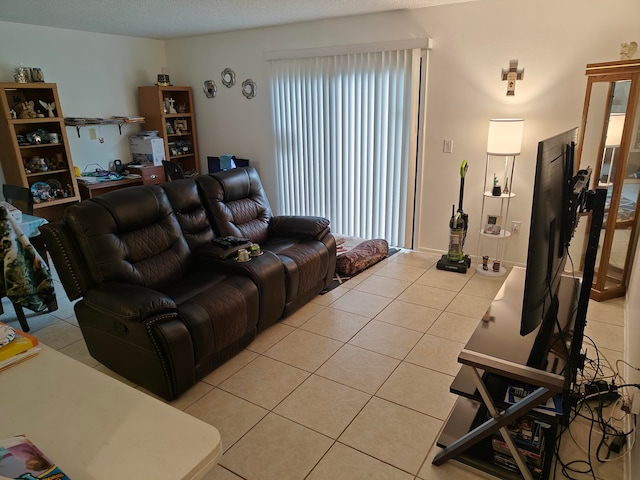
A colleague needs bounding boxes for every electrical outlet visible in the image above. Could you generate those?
[511,221,521,234]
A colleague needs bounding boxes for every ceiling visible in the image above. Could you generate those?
[0,0,475,40]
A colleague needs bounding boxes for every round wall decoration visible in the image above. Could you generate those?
[221,68,236,88]
[242,79,257,99]
[203,79,217,98]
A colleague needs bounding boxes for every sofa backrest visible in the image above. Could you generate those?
[160,178,215,249]
[63,185,191,290]
[196,168,272,244]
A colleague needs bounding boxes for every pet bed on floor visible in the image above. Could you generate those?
[335,238,389,276]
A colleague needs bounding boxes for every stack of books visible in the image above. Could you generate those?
[0,322,40,371]
[491,415,546,478]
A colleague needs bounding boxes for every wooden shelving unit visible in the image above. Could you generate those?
[0,82,80,220]
[137,86,199,176]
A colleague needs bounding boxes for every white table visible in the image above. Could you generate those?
[0,345,222,479]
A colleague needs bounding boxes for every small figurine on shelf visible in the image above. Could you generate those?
[492,173,502,196]
[15,100,36,119]
[166,121,174,134]
[39,100,56,117]
[503,176,509,195]
[482,255,489,271]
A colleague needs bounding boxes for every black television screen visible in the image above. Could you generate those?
[521,128,578,336]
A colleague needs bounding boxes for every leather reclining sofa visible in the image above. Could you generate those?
[41,167,336,400]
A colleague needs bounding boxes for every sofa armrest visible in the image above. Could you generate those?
[40,221,95,301]
[269,216,330,240]
[83,282,176,322]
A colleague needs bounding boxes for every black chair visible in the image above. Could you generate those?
[3,184,34,215]
[162,161,185,180]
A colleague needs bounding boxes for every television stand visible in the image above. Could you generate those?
[433,267,580,479]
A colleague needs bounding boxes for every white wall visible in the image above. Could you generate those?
[164,0,639,264]
[0,21,166,175]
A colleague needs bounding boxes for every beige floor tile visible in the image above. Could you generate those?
[397,283,457,310]
[377,362,457,420]
[316,344,400,394]
[586,297,625,326]
[264,328,343,372]
[340,268,372,287]
[201,349,259,386]
[307,442,413,480]
[219,356,309,409]
[373,261,426,283]
[391,250,440,270]
[274,375,370,438]
[416,267,471,292]
[330,289,392,318]
[419,446,489,480]
[374,299,440,333]
[349,320,423,360]
[201,465,244,480]
[58,338,99,368]
[300,306,370,342]
[280,301,326,327]
[33,319,83,349]
[427,311,481,344]
[405,334,464,376]
[584,319,624,352]
[554,401,626,480]
[445,292,493,319]
[311,285,349,306]
[165,381,214,410]
[460,273,507,299]
[220,413,333,480]
[185,388,268,452]
[339,397,442,474]
[353,274,412,298]
[246,322,295,354]
[1,308,58,334]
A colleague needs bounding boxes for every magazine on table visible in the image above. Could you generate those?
[0,435,70,479]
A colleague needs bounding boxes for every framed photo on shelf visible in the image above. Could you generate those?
[174,119,188,133]
[30,67,45,82]
[484,214,502,235]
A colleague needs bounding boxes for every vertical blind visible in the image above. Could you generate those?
[269,47,422,247]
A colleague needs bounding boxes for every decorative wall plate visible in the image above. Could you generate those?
[203,79,217,98]
[221,68,236,88]
[242,79,257,99]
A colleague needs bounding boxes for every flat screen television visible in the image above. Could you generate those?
[521,128,578,336]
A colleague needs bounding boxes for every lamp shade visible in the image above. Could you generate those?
[487,118,524,155]
[605,113,625,147]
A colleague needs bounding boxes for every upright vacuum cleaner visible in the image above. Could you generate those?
[436,160,471,273]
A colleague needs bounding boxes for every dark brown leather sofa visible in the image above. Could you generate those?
[41,169,335,400]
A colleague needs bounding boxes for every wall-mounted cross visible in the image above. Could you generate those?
[501,59,524,96]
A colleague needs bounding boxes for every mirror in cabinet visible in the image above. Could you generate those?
[576,60,640,300]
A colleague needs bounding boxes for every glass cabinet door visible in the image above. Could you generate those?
[576,60,640,301]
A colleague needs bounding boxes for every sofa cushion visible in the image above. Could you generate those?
[64,185,190,290]
[162,271,259,366]
[196,171,271,243]
[161,179,215,249]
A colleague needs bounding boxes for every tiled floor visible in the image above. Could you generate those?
[2,249,627,480]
